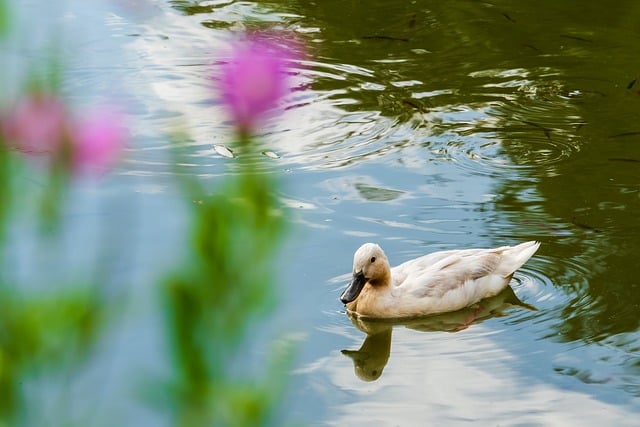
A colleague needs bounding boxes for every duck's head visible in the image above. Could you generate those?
[340,243,389,304]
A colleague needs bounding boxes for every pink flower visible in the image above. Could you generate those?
[71,107,127,175]
[1,93,68,154]
[218,34,299,134]
[1,93,126,176]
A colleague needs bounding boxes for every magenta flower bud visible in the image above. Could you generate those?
[71,107,127,175]
[218,34,298,135]
[1,93,68,154]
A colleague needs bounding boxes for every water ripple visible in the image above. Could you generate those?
[122,7,591,182]
[411,68,585,178]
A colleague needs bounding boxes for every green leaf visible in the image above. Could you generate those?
[0,0,8,38]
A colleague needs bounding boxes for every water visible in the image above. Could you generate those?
[3,0,640,425]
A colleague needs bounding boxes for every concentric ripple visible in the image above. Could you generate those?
[415,70,586,177]
[506,254,592,327]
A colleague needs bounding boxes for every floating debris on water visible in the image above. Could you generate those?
[608,157,640,163]
[626,78,636,90]
[571,217,603,233]
[609,131,640,139]
[362,35,410,42]
[502,12,516,23]
[262,150,280,159]
[213,144,234,158]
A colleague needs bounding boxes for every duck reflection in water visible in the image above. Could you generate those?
[342,286,536,381]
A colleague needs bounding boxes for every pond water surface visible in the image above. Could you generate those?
[4,0,640,425]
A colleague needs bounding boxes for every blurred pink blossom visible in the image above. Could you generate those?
[219,34,299,134]
[1,94,127,175]
[71,107,127,175]
[1,93,68,154]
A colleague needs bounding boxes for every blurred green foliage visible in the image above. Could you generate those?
[0,1,293,424]
[0,133,104,425]
[0,0,7,38]
[0,287,100,424]
[162,136,289,426]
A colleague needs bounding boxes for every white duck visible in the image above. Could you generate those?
[340,241,540,319]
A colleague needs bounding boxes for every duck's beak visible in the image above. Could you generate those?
[340,271,367,304]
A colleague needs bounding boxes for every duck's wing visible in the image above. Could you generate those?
[391,249,462,285]
[403,250,504,299]
[393,242,540,300]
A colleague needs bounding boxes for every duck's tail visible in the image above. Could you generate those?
[499,241,540,276]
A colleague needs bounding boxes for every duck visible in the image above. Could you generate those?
[340,241,540,319]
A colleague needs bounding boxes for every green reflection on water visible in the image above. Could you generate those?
[261,0,640,343]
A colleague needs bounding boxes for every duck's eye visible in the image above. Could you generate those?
[370,256,376,263]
